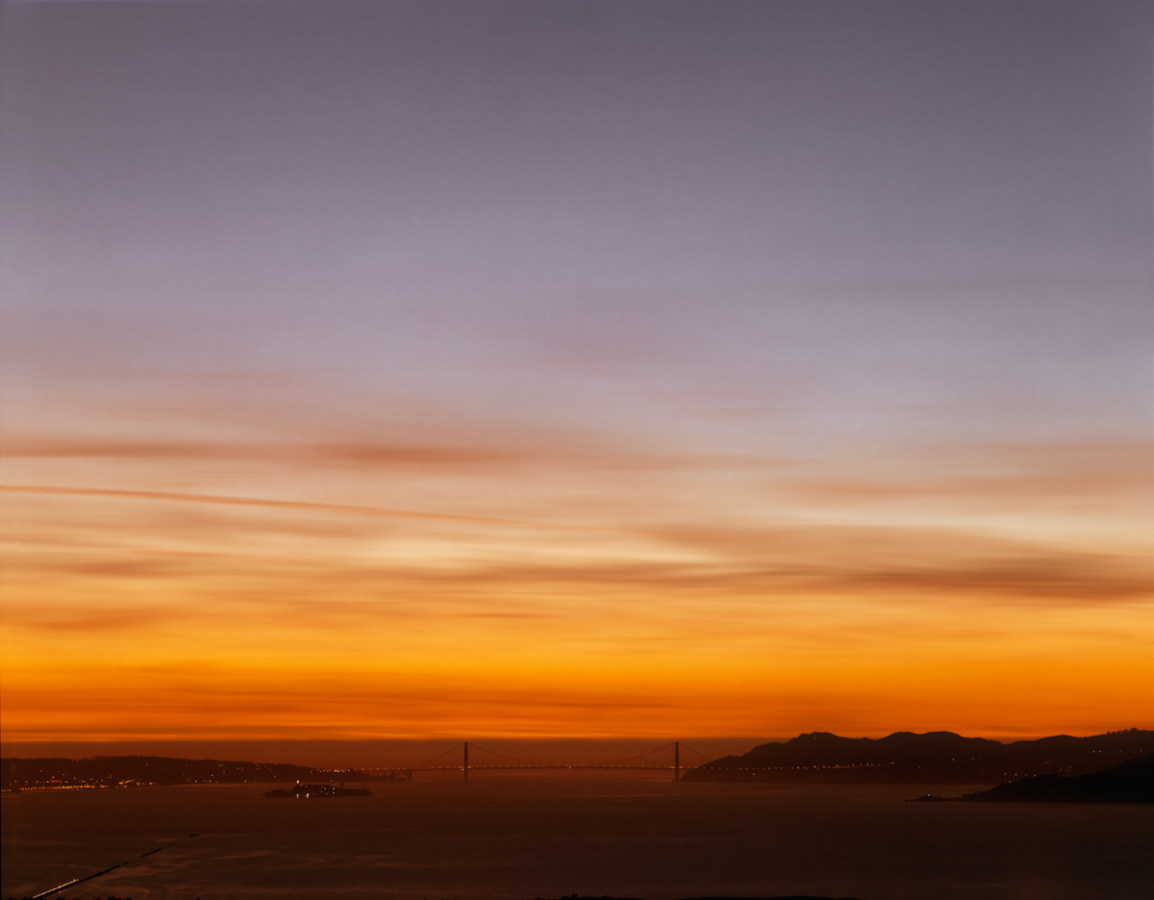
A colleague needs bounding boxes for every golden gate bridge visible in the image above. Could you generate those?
[364,741,715,783]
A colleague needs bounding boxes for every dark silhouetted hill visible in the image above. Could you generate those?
[960,753,1154,803]
[683,728,1152,784]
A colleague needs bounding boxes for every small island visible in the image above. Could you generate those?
[264,783,372,798]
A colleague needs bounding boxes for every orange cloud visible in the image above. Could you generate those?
[782,438,1154,507]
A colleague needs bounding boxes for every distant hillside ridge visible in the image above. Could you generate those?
[961,753,1154,803]
[1,755,370,790]
[682,728,1152,784]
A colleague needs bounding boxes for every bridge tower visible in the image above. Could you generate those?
[674,741,680,783]
[463,741,469,783]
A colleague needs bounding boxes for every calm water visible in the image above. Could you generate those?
[4,774,1152,900]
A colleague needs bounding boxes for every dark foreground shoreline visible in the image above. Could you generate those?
[536,896,862,900]
[538,895,862,900]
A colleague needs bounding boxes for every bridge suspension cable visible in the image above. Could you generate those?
[676,742,715,764]
[405,739,706,776]
[412,743,464,770]
[595,742,676,767]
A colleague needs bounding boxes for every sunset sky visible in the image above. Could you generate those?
[1,0,1151,757]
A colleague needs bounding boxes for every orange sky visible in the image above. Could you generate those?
[2,442,1151,747]
[2,1,1152,753]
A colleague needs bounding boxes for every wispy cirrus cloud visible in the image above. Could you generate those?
[0,437,529,467]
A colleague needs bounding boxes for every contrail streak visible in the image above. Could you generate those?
[0,485,613,532]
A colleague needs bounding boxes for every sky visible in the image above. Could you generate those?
[1,0,1152,758]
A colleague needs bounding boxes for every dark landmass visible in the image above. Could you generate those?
[0,755,370,790]
[959,752,1154,803]
[683,728,1152,784]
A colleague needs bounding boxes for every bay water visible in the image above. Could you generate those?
[4,773,1151,900]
